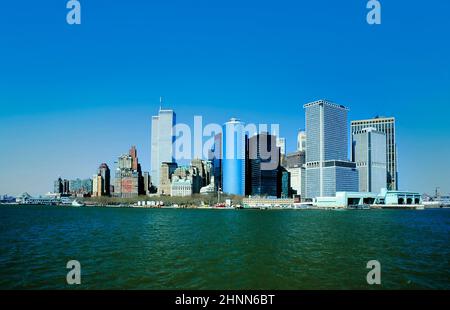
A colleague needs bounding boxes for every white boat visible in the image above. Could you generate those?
[71,200,85,207]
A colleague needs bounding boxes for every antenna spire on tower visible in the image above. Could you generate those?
[159,96,163,111]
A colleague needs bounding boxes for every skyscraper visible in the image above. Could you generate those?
[143,171,151,195]
[115,146,143,198]
[297,130,306,152]
[151,106,176,189]
[54,178,63,194]
[98,163,110,196]
[352,127,387,193]
[351,117,398,190]
[158,162,178,195]
[222,118,246,196]
[248,132,280,197]
[96,175,103,196]
[283,151,306,200]
[304,100,358,198]
[92,174,98,197]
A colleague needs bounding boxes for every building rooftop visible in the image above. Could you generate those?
[303,99,349,111]
[351,116,395,123]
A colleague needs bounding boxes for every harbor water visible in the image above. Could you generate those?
[0,205,449,289]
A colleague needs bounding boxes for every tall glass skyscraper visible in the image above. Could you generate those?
[304,100,358,198]
[248,132,280,197]
[352,127,387,193]
[351,117,398,190]
[151,108,176,188]
[222,118,246,196]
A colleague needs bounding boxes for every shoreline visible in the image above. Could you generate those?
[1,202,445,211]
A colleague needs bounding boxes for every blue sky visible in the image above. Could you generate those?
[0,0,449,196]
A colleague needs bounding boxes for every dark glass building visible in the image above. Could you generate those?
[247,133,280,197]
[98,163,111,196]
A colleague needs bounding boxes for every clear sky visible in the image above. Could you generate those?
[0,0,449,196]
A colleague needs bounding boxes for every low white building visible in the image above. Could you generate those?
[313,189,423,209]
[171,177,193,197]
[313,192,378,209]
[379,189,422,205]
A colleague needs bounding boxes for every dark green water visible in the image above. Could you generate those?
[0,205,449,289]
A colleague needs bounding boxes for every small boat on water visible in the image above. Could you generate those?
[71,200,85,207]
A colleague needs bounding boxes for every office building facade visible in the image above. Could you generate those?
[351,117,398,190]
[97,163,111,196]
[352,127,387,193]
[115,146,143,198]
[151,108,176,189]
[297,130,306,152]
[248,133,280,197]
[171,177,193,197]
[222,118,246,196]
[304,100,358,198]
[158,162,178,195]
[287,165,306,199]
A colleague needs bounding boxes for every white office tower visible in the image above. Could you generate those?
[304,100,358,199]
[351,117,398,190]
[297,130,306,152]
[352,127,387,194]
[276,137,286,156]
[151,107,176,188]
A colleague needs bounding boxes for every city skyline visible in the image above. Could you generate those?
[1,100,446,197]
[1,1,449,195]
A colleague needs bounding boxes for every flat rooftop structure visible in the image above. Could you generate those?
[351,116,395,124]
[303,99,349,111]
